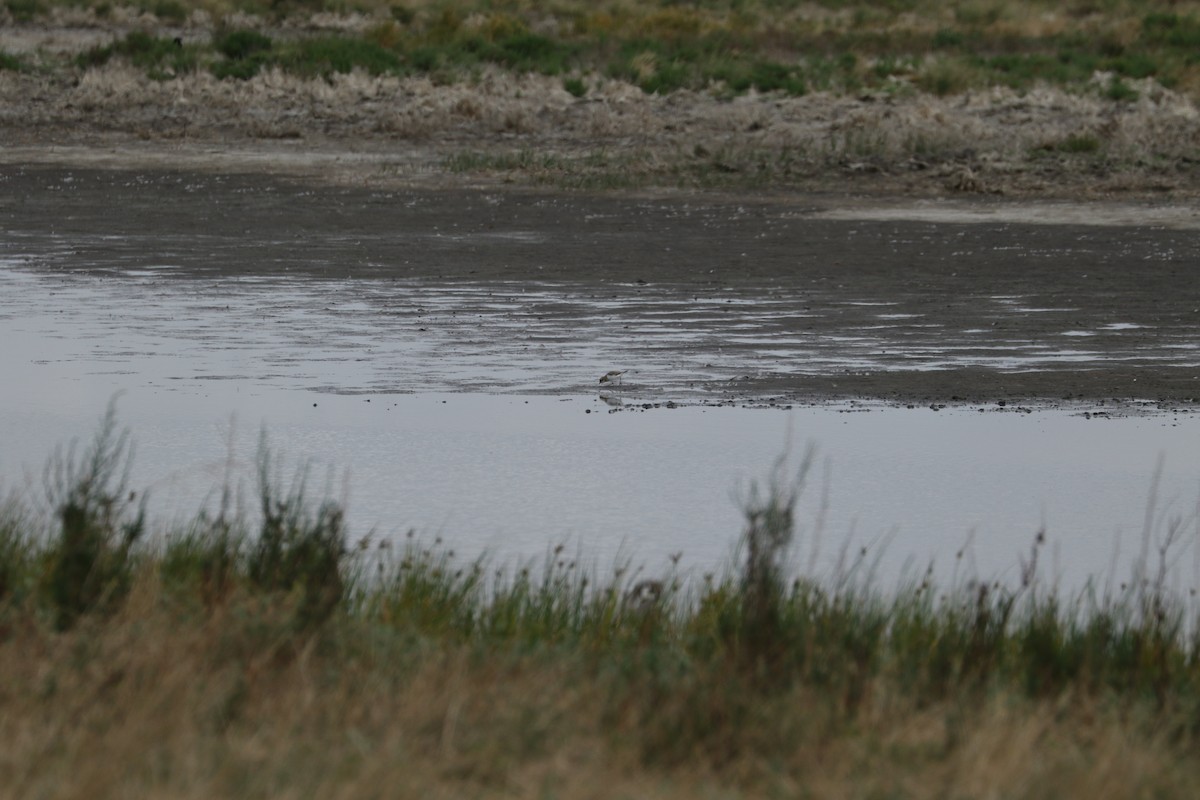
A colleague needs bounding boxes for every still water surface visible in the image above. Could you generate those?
[2,219,1198,593]
[2,261,1198,591]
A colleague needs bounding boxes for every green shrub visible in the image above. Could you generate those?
[405,44,443,72]
[1059,133,1102,153]
[4,0,42,22]
[390,3,414,25]
[932,28,965,49]
[638,61,689,94]
[247,441,348,628]
[493,32,572,74]
[78,31,198,79]
[0,498,32,606]
[1106,78,1139,102]
[1107,52,1158,79]
[161,500,244,610]
[563,76,587,97]
[733,451,811,664]
[213,30,275,79]
[0,50,23,72]
[216,30,274,61]
[748,61,805,95]
[917,57,977,96]
[151,0,187,23]
[212,56,271,80]
[1143,12,1200,49]
[280,36,403,78]
[39,405,145,630]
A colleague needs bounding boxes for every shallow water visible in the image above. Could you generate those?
[2,260,1196,404]
[2,285,1198,592]
[3,387,1198,591]
[4,167,1199,405]
[3,170,1200,593]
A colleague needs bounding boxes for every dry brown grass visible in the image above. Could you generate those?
[4,58,1198,197]
[2,566,1200,799]
[4,1,1200,196]
[2,424,1198,799]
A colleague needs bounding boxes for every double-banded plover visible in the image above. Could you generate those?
[599,370,627,386]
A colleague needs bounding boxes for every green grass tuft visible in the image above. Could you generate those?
[212,30,275,79]
[1048,133,1104,154]
[0,49,24,72]
[563,75,587,97]
[79,31,198,79]
[149,0,186,23]
[247,438,347,628]
[216,30,274,61]
[3,406,1200,749]
[279,36,403,78]
[1106,77,1140,102]
[4,0,42,22]
[35,0,1200,102]
[38,403,145,630]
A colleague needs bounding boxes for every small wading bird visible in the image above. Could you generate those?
[599,370,627,386]
[624,579,663,613]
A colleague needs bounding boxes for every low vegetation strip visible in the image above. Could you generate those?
[5,0,1200,99]
[3,1,1200,196]
[3,408,1200,795]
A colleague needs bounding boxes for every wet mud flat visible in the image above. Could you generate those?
[2,164,1198,411]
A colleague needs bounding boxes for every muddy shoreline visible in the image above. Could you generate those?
[3,164,1197,412]
[4,23,1200,201]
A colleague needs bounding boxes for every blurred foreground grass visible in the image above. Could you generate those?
[3,406,1200,796]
